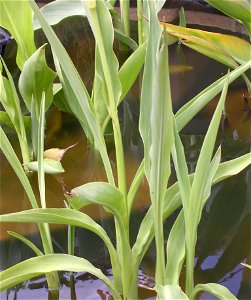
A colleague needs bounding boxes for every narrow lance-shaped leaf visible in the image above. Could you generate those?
[0,0,36,69]
[7,231,43,256]
[149,22,174,285]
[83,0,121,113]
[161,23,251,64]
[0,254,121,299]
[139,0,162,180]
[185,76,229,294]
[175,61,251,131]
[0,59,31,165]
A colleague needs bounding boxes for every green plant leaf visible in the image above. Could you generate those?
[25,159,65,174]
[118,42,146,102]
[68,182,127,224]
[175,61,251,131]
[0,59,30,165]
[19,45,57,118]
[53,87,72,113]
[0,254,121,299]
[7,231,43,256]
[190,283,237,300]
[0,111,31,131]
[0,0,36,69]
[132,152,251,277]
[156,284,188,299]
[165,211,185,285]
[205,0,251,25]
[114,28,138,51]
[185,76,229,294]
[139,0,162,181]
[83,0,121,112]
[33,0,85,30]
[29,0,114,185]
[101,42,147,131]
[0,208,120,287]
[162,23,251,65]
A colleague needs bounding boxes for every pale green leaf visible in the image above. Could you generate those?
[68,182,127,225]
[33,0,85,30]
[139,0,162,180]
[175,61,251,131]
[0,254,121,299]
[0,208,120,286]
[156,284,188,299]
[83,0,121,112]
[19,45,57,118]
[8,231,43,256]
[132,152,251,275]
[165,211,185,285]
[25,159,65,174]
[190,283,237,300]
[206,0,251,24]
[0,0,36,69]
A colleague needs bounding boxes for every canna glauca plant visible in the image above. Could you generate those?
[0,0,250,299]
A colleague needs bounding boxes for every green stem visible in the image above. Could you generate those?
[112,115,127,199]
[120,0,130,38]
[17,133,31,167]
[38,223,60,289]
[137,0,143,45]
[185,229,196,295]
[154,199,166,286]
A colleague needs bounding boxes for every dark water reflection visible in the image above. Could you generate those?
[1,15,251,300]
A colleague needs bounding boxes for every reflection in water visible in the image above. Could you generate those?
[1,15,251,300]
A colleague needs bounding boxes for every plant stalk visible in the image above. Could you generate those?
[137,0,143,45]
[154,196,166,286]
[120,0,130,38]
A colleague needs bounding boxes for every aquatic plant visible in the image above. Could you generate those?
[0,0,250,299]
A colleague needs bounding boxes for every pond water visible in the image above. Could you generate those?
[0,14,251,300]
